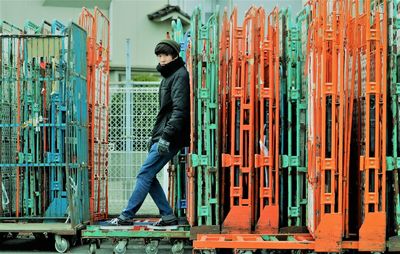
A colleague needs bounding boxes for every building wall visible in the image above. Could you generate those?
[110,0,170,73]
[0,0,108,30]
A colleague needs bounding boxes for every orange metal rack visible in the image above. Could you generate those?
[254,7,280,234]
[78,7,110,222]
[221,7,255,233]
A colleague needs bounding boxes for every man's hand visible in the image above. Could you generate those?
[157,138,170,155]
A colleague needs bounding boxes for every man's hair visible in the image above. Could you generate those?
[154,43,178,58]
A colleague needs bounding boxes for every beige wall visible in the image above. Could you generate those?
[0,0,108,30]
[109,0,170,71]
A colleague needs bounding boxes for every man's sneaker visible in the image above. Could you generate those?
[103,217,132,226]
[147,218,178,230]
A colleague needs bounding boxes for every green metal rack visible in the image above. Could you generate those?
[189,6,220,228]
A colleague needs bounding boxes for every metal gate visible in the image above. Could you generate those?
[107,83,165,215]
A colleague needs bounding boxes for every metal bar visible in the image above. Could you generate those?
[186,9,196,226]
[219,9,230,224]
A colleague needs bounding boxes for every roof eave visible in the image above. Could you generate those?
[150,12,190,25]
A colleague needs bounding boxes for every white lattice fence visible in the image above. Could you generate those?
[108,84,166,215]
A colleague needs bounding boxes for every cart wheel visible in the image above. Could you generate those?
[200,250,216,254]
[89,243,97,254]
[171,240,184,254]
[237,251,254,254]
[145,240,159,254]
[89,243,97,253]
[96,239,101,249]
[70,235,80,247]
[262,251,277,254]
[114,239,128,254]
[54,235,70,253]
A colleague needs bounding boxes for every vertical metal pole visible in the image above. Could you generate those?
[125,39,132,154]
[125,39,133,186]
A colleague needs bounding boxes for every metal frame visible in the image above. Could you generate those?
[254,7,280,234]
[357,0,387,251]
[0,23,89,254]
[387,1,400,250]
[79,7,110,222]
[221,6,256,233]
[188,6,220,228]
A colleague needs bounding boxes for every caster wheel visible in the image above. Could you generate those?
[89,243,97,254]
[95,239,101,249]
[54,235,70,253]
[70,235,79,247]
[171,240,184,254]
[145,240,159,254]
[114,239,127,254]
[200,250,216,254]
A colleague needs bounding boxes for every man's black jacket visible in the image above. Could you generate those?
[151,62,190,150]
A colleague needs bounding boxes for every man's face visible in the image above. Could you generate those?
[157,53,174,66]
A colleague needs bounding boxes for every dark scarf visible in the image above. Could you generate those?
[156,57,185,78]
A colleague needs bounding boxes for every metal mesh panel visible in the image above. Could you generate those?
[108,85,162,215]
[0,26,89,225]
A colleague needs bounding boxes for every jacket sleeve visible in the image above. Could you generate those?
[161,71,190,143]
